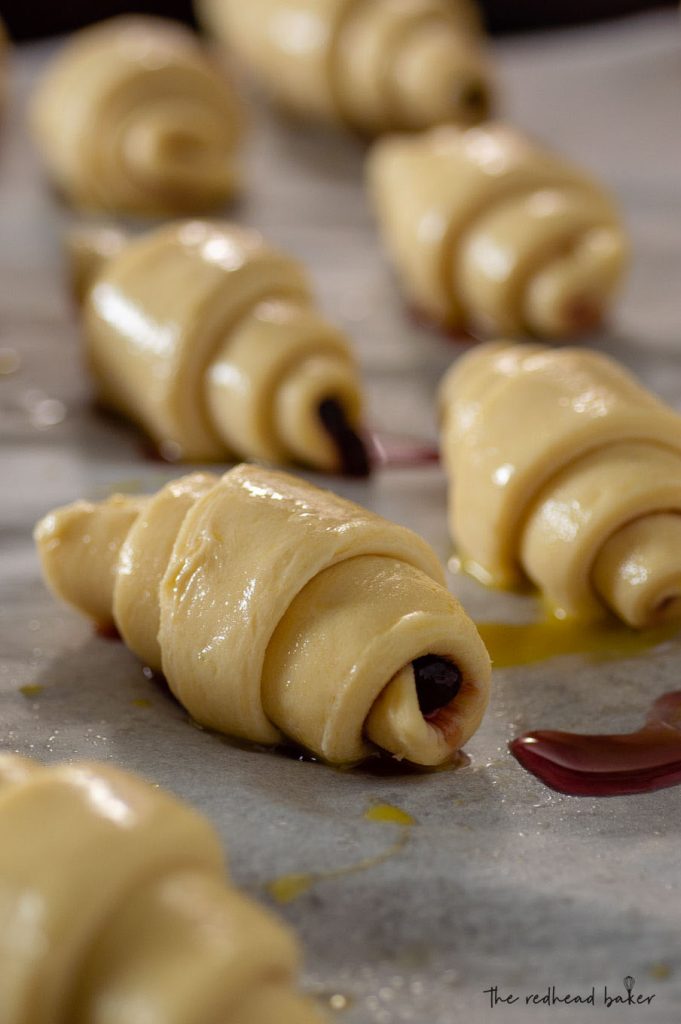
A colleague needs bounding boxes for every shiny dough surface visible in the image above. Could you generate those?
[35,464,491,766]
[79,220,365,471]
[0,754,325,1024]
[440,342,681,628]
[368,122,628,337]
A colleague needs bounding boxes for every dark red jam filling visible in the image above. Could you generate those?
[413,655,462,718]
[95,621,122,641]
[318,398,371,477]
[459,80,490,120]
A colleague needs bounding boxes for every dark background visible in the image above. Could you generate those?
[1,0,675,40]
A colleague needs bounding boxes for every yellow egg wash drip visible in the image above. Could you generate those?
[267,804,414,905]
[364,803,415,826]
[19,684,44,698]
[268,873,315,904]
[476,615,679,669]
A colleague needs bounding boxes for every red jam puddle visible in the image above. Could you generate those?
[511,691,681,797]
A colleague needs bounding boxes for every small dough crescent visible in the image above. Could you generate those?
[440,342,681,628]
[35,465,491,766]
[30,16,243,215]
[198,0,493,134]
[0,754,325,1024]
[75,220,369,475]
[368,122,629,338]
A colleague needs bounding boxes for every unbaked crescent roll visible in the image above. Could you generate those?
[0,754,325,1024]
[30,16,243,215]
[74,220,369,475]
[368,123,629,338]
[440,342,681,628]
[35,465,491,766]
[198,0,492,134]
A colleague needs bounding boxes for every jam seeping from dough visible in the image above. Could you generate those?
[95,621,122,640]
[457,79,490,122]
[317,397,371,477]
[510,691,681,797]
[563,295,603,334]
[413,654,462,718]
[369,431,440,468]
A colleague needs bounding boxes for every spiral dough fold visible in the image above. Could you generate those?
[30,16,242,215]
[0,754,325,1024]
[440,342,681,628]
[35,465,491,766]
[198,0,492,134]
[77,220,367,474]
[368,123,629,338]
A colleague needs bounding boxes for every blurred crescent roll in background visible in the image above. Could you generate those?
[197,0,494,134]
[368,122,629,338]
[70,220,370,475]
[0,20,8,115]
[30,15,244,215]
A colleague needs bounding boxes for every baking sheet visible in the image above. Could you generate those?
[2,11,681,1023]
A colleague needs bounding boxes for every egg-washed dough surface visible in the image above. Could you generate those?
[2,13,681,1024]
[0,755,326,1024]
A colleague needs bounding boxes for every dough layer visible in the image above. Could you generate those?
[440,342,681,627]
[79,221,366,473]
[0,755,324,1024]
[30,16,242,215]
[199,0,492,134]
[35,465,491,765]
[368,123,628,337]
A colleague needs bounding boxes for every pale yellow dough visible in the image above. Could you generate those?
[77,220,365,472]
[30,16,242,215]
[440,342,681,628]
[198,0,492,134]
[368,122,629,338]
[35,465,491,766]
[0,754,325,1024]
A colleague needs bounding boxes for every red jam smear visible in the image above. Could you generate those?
[95,621,122,641]
[511,691,681,797]
[368,432,440,468]
[406,304,479,345]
